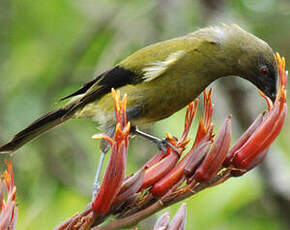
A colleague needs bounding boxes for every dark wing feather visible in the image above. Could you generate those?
[62,66,140,116]
[60,66,139,102]
[59,77,104,101]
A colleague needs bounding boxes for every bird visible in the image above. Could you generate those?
[0,24,277,191]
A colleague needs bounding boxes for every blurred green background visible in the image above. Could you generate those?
[0,0,290,229]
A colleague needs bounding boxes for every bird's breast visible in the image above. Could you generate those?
[123,72,210,125]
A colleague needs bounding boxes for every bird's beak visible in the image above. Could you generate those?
[263,83,277,103]
[268,92,276,103]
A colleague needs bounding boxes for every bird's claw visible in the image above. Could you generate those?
[131,127,180,154]
[157,139,168,153]
[156,138,180,154]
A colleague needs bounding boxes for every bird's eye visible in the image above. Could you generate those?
[260,65,269,76]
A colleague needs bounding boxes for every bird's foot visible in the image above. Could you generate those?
[156,137,180,153]
[132,126,180,154]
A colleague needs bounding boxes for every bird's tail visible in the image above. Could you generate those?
[0,105,76,154]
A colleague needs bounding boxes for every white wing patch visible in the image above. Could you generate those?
[142,50,186,82]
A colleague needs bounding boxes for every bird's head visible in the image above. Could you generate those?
[224,25,278,102]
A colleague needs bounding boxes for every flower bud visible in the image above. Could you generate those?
[194,116,232,182]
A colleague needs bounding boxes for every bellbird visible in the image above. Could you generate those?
[0,24,277,154]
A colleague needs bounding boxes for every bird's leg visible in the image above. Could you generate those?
[131,126,179,153]
[92,149,107,199]
[92,128,114,199]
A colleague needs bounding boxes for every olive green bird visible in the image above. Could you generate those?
[0,25,277,189]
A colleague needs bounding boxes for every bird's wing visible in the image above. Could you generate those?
[60,66,139,101]
[142,50,186,82]
[60,65,143,116]
[78,66,140,105]
[74,49,187,106]
[61,37,192,110]
[61,49,187,102]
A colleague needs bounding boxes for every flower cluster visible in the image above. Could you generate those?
[140,89,231,197]
[57,53,287,230]
[0,160,18,230]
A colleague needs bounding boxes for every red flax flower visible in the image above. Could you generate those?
[0,160,18,230]
[92,89,130,214]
